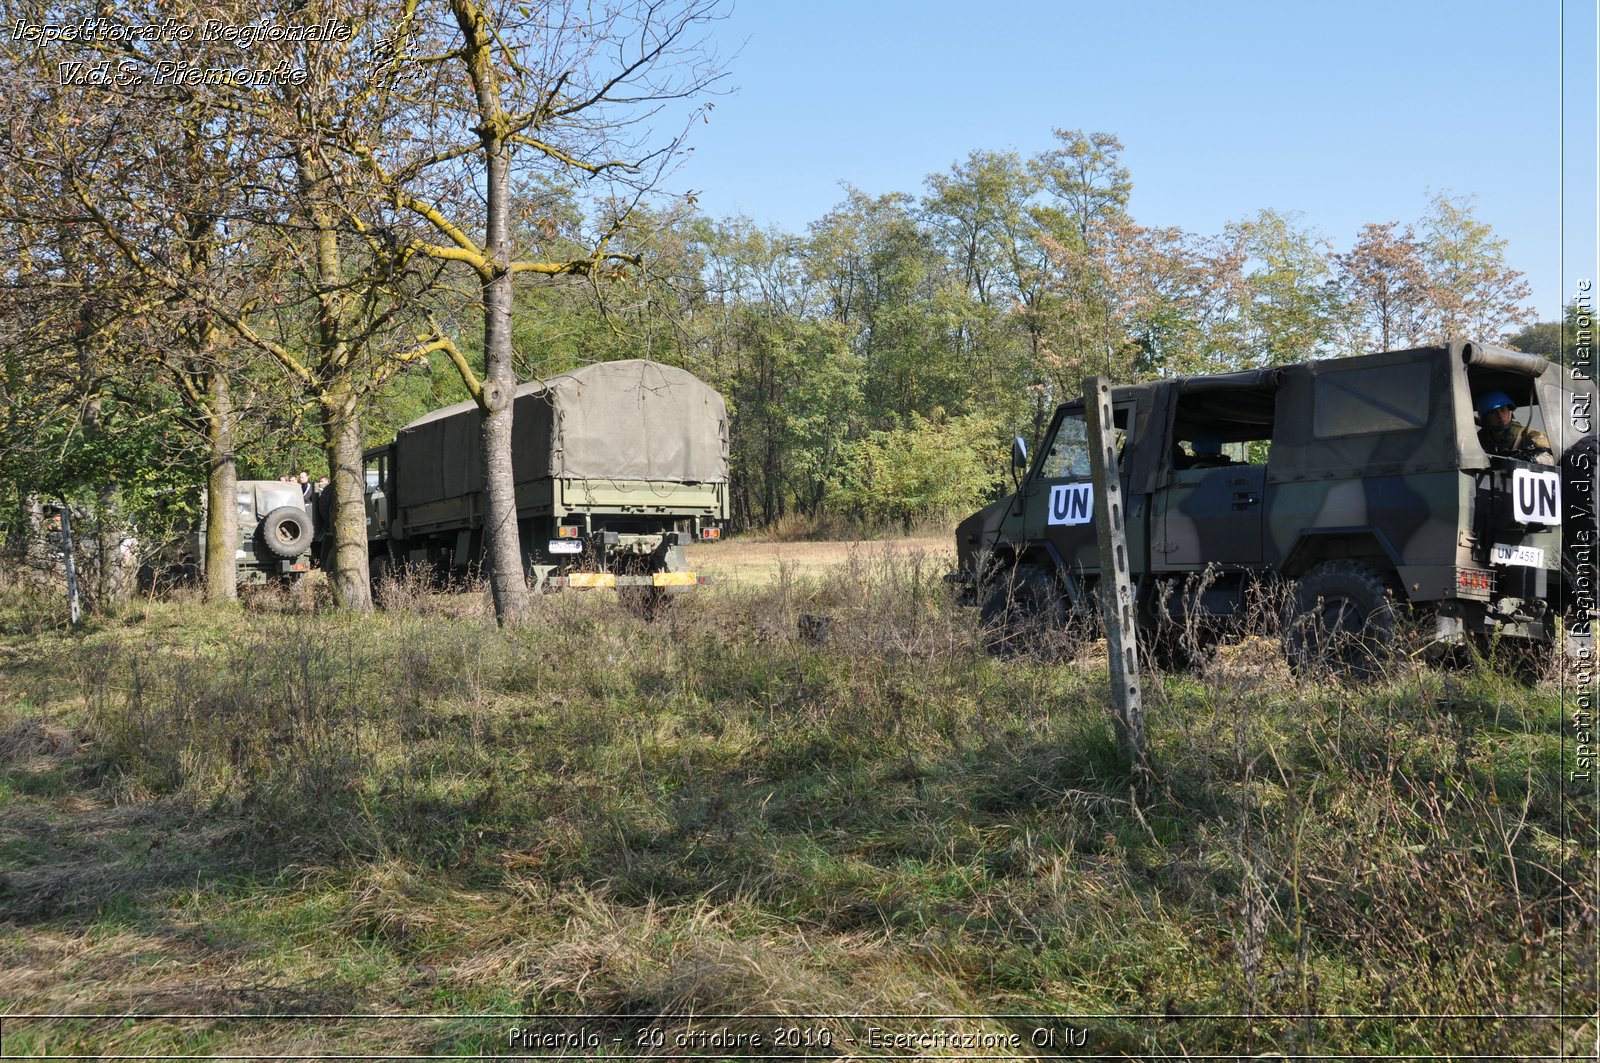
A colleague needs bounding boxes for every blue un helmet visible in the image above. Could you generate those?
[1476,391,1515,416]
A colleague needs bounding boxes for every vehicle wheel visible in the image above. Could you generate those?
[257,506,313,560]
[1138,576,1215,672]
[1285,560,1397,678]
[979,561,1072,658]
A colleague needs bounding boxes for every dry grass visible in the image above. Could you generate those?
[685,534,952,585]
[0,553,1591,1058]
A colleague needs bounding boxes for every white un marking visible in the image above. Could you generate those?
[1048,482,1094,526]
[1511,468,1561,525]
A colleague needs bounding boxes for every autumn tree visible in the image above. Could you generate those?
[0,0,238,605]
[1420,191,1534,343]
[804,187,959,420]
[919,149,1040,426]
[1105,222,1245,378]
[697,216,856,525]
[1336,221,1432,352]
[0,0,475,611]
[1030,130,1133,382]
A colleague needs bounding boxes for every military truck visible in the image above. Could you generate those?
[363,359,728,606]
[953,341,1596,670]
[193,480,316,584]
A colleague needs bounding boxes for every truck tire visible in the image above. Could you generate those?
[980,561,1071,658]
[1285,560,1396,678]
[257,506,313,560]
[369,553,392,606]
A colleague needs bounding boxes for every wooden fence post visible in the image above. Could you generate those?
[58,504,82,627]
[1082,375,1148,777]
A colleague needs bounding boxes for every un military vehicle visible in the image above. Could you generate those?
[363,359,727,607]
[193,480,316,584]
[953,341,1595,670]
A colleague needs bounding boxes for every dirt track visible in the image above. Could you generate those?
[683,535,952,584]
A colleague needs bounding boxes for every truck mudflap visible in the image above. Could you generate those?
[549,571,710,589]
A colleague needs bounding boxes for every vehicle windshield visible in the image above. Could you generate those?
[1039,410,1129,479]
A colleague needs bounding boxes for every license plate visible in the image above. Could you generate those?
[1492,542,1544,568]
[547,539,583,555]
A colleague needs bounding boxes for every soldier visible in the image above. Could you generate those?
[1477,391,1554,464]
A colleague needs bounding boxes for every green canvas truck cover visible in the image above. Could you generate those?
[395,360,729,507]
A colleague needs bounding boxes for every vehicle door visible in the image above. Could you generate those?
[1018,402,1136,575]
[1155,466,1266,569]
[1154,417,1267,571]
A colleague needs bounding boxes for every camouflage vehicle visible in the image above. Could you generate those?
[194,480,316,584]
[363,359,728,608]
[953,341,1595,669]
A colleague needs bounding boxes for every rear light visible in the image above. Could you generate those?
[700,527,721,540]
[1456,568,1495,592]
[556,525,581,538]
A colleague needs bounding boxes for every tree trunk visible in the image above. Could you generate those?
[94,485,134,611]
[478,133,531,623]
[203,371,238,601]
[323,389,372,611]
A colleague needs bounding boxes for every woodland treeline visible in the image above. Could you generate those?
[0,0,1568,618]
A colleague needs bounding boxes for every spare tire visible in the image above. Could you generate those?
[257,506,313,560]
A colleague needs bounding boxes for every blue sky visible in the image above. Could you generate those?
[668,1,1598,323]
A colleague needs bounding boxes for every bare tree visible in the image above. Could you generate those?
[338,0,727,623]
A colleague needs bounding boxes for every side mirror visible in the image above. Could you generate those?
[1011,435,1029,470]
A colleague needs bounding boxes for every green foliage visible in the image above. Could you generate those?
[7,103,1542,543]
[1509,303,1587,374]
[1230,209,1348,364]
[831,411,1005,528]
[0,376,204,560]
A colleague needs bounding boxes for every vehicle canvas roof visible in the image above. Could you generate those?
[393,359,728,507]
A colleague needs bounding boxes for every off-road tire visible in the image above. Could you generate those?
[1138,575,1216,672]
[980,561,1071,658]
[1285,560,1397,679]
[257,506,313,560]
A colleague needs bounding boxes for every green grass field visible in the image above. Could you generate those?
[0,548,1594,1059]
